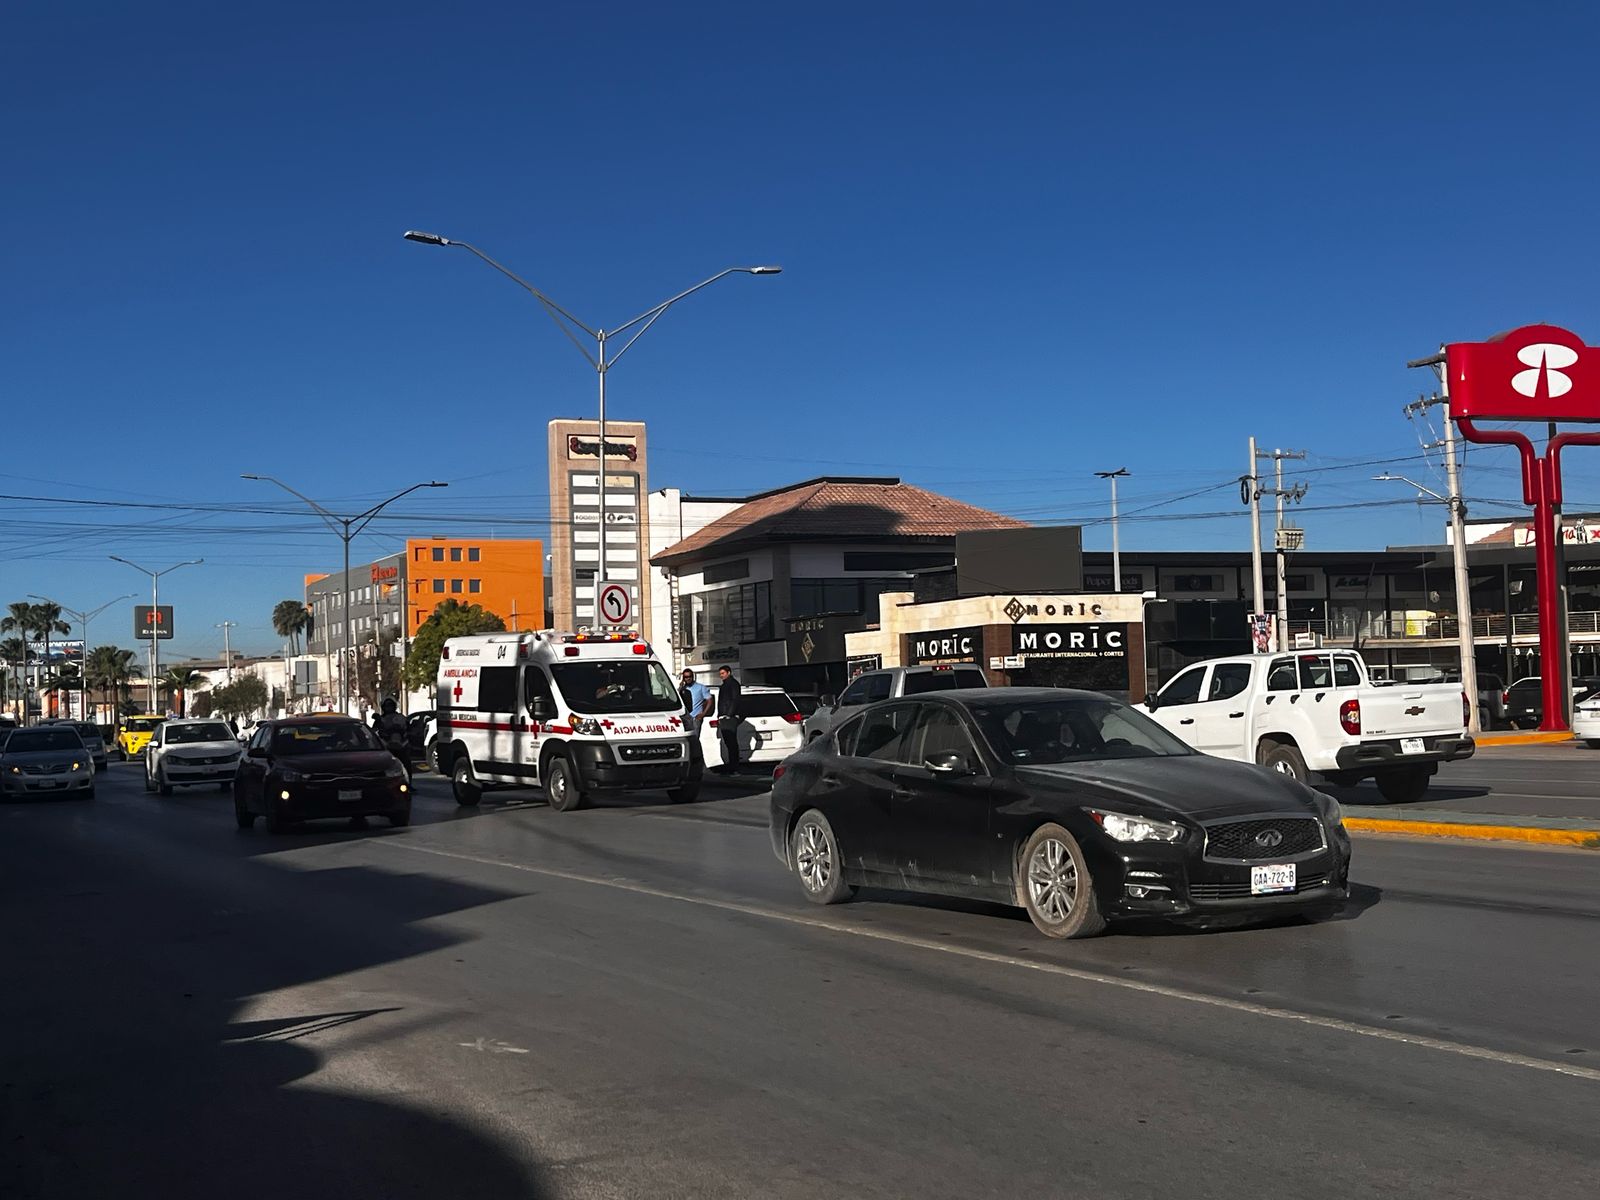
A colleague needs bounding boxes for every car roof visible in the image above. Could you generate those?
[273,714,363,725]
[869,686,1115,704]
[739,685,790,694]
[163,718,231,727]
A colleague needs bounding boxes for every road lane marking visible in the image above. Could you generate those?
[383,841,1600,1086]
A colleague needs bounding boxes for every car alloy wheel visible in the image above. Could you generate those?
[1027,836,1078,925]
[796,822,833,894]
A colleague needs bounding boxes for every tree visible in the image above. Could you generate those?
[158,666,207,717]
[211,675,268,720]
[85,646,137,719]
[190,691,215,719]
[271,599,310,655]
[356,631,405,710]
[0,635,26,717]
[402,600,506,693]
[1,605,36,714]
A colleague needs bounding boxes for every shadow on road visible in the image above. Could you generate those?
[1,804,551,1198]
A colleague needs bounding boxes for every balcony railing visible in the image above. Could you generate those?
[1284,610,1600,642]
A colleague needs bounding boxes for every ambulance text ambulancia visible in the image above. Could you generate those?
[435,629,702,810]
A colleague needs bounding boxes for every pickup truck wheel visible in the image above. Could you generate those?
[1375,767,1429,804]
[1259,742,1308,783]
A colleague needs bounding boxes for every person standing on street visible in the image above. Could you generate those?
[716,665,743,773]
[679,669,713,736]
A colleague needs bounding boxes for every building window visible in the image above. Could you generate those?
[450,547,462,562]
[433,547,444,562]
[432,579,444,594]
[469,579,481,594]
[702,558,750,586]
[468,547,481,562]
[451,579,463,594]
[841,551,951,572]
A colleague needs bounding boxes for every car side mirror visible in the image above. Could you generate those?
[1144,693,1159,711]
[530,697,554,721]
[820,694,836,708]
[246,746,267,759]
[925,751,973,777]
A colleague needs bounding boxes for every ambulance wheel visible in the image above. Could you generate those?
[452,756,482,807]
[544,754,586,812]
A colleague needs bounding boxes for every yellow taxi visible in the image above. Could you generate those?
[116,714,166,760]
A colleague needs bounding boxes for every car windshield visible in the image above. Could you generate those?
[552,661,683,714]
[6,729,84,754]
[125,717,164,733]
[271,723,383,755]
[967,696,1194,764]
[167,722,234,744]
[66,723,101,741]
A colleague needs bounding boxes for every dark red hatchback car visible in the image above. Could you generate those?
[234,716,410,832]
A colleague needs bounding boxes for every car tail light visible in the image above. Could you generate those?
[1502,689,1509,706]
[1339,698,1361,735]
[708,719,719,729]
[783,712,805,724]
[1463,690,1471,728]
[632,643,648,654]
[772,765,786,781]
[564,646,580,657]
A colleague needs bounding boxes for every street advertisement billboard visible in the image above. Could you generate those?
[1447,324,1599,423]
[134,605,174,640]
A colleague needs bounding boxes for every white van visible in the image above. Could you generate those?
[436,629,701,811]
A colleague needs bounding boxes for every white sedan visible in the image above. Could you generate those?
[699,686,808,767]
[1574,692,1600,748]
[145,719,244,795]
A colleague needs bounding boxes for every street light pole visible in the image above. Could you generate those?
[404,231,780,625]
[1095,469,1130,591]
[243,476,447,715]
[108,558,202,713]
[29,593,133,722]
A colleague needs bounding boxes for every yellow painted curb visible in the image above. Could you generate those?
[1476,731,1576,746]
[1345,817,1600,848]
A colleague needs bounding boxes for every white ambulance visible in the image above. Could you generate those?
[435,628,702,810]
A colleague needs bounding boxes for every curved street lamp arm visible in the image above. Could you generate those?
[450,241,600,364]
[242,474,344,537]
[349,481,448,538]
[604,268,748,367]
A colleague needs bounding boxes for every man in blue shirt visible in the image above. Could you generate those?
[679,669,713,736]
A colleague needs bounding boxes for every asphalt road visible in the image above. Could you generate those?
[1332,742,1600,821]
[5,762,1600,1199]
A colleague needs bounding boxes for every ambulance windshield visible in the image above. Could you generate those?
[552,660,684,714]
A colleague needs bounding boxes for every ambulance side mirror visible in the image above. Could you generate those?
[529,696,554,721]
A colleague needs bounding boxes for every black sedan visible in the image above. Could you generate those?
[234,716,410,832]
[769,688,1351,938]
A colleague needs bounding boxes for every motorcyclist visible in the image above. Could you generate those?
[373,696,411,777]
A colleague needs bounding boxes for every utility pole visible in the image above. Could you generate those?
[1246,437,1265,627]
[1402,348,1484,734]
[1094,469,1131,591]
[216,621,236,685]
[1251,448,1308,651]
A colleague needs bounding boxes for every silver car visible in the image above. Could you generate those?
[48,720,109,770]
[1,726,95,799]
[145,719,245,794]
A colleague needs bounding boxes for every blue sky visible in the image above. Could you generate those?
[7,1,1600,657]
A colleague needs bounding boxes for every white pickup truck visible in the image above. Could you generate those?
[1144,650,1475,802]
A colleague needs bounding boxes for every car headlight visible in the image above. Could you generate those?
[7,766,19,775]
[568,714,604,737]
[277,767,304,783]
[1318,796,1344,827]
[385,761,407,779]
[1092,810,1187,843]
[71,761,82,772]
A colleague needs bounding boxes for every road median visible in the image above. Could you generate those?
[1345,810,1600,849]
[1475,730,1576,747]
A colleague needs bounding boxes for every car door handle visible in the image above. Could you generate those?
[1179,718,1194,725]
[1229,712,1244,719]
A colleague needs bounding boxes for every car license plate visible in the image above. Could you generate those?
[338,789,362,801]
[1401,738,1425,755]
[1250,863,1296,895]
[40,780,64,789]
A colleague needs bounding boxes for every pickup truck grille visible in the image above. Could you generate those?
[1203,817,1324,861]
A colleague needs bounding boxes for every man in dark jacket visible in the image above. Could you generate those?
[716,665,742,772]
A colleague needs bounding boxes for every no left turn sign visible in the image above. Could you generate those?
[596,580,631,625]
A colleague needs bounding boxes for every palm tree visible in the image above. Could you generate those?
[159,666,207,717]
[0,635,26,719]
[272,599,310,655]
[26,601,71,676]
[86,645,138,721]
[1,604,36,718]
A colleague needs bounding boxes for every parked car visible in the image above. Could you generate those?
[406,710,438,771]
[1573,692,1600,747]
[700,686,807,766]
[1474,673,1508,729]
[1504,675,1600,729]
[1,725,94,800]
[233,715,411,832]
[771,687,1350,938]
[1144,650,1474,803]
[144,719,244,795]
[802,664,989,743]
[46,720,109,770]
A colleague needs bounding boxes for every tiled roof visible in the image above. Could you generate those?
[652,477,1027,566]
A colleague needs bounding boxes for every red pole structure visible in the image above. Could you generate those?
[1530,457,1566,731]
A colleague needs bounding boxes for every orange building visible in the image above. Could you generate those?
[403,537,544,635]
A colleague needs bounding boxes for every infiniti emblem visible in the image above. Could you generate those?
[1254,828,1285,849]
